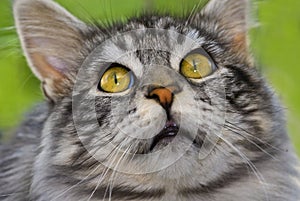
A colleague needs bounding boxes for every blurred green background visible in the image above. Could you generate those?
[0,0,299,154]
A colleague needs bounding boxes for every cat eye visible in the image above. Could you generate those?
[180,52,215,79]
[99,65,134,93]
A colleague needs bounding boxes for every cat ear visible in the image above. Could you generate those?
[14,0,88,102]
[200,0,251,55]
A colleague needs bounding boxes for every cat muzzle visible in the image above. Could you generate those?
[150,120,179,151]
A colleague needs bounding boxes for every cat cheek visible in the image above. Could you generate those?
[137,106,166,131]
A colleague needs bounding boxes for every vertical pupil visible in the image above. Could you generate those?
[113,72,118,85]
[192,59,197,72]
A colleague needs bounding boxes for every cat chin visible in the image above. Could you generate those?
[132,136,201,170]
[149,134,199,153]
[150,136,177,151]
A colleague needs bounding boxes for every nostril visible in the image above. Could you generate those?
[146,93,160,102]
[146,84,161,95]
[145,93,164,109]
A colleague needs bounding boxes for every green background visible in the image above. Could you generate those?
[0,0,299,154]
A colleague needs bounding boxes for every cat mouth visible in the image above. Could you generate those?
[149,120,205,152]
[150,120,179,151]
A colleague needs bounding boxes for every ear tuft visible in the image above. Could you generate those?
[200,0,253,61]
[14,0,88,101]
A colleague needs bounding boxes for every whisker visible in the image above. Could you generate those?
[73,0,114,37]
[216,134,270,201]
[225,121,284,153]
[187,0,205,24]
[87,160,114,200]
[224,125,278,160]
[186,4,197,24]
[0,26,16,32]
[105,145,132,201]
[87,140,125,201]
[53,163,102,200]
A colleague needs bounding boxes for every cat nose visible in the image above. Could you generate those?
[147,85,179,110]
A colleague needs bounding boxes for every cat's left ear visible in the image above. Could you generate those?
[14,0,89,102]
[200,0,253,59]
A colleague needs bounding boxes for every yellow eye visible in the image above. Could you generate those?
[99,66,134,93]
[180,53,213,79]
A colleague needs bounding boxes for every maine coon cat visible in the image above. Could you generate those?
[1,0,300,200]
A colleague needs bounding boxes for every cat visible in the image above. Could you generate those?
[1,0,300,200]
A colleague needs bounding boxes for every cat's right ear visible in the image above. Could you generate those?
[199,0,253,62]
[14,0,88,102]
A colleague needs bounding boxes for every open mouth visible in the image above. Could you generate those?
[149,120,205,152]
[150,120,179,151]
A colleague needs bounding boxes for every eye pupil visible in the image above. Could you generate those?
[192,59,197,71]
[99,66,134,93]
[113,73,118,85]
[180,53,214,79]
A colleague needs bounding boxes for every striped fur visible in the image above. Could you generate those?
[1,0,300,200]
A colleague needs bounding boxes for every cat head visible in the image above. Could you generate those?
[14,0,285,186]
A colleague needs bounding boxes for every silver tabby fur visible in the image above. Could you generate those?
[1,0,300,200]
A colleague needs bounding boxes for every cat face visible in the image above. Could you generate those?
[71,27,227,174]
[14,0,284,187]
